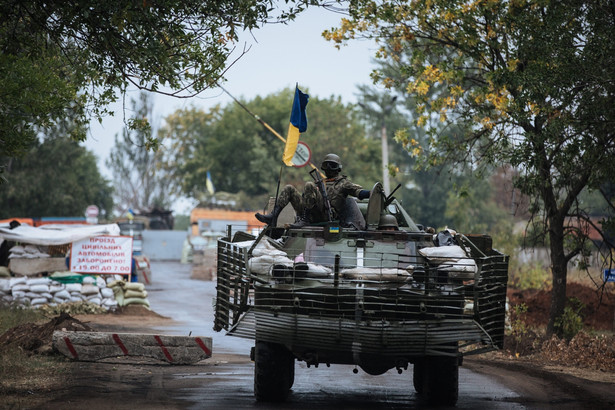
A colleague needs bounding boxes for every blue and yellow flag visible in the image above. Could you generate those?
[283,86,309,166]
[206,171,215,195]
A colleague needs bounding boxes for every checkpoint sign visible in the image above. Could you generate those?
[70,236,133,275]
[604,269,615,283]
[291,141,311,168]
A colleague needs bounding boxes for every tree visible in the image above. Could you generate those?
[158,88,381,209]
[327,0,615,336]
[106,93,173,214]
[0,137,113,219]
[0,0,305,169]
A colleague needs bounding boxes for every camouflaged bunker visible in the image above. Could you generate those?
[213,183,508,406]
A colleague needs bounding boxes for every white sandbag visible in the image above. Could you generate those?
[9,245,25,254]
[341,267,412,282]
[418,245,467,260]
[82,276,96,285]
[11,284,30,293]
[49,284,65,293]
[251,239,288,257]
[2,295,13,302]
[30,297,48,305]
[100,287,114,298]
[96,277,106,288]
[87,297,102,305]
[27,278,51,286]
[53,289,71,300]
[52,296,69,303]
[12,290,26,298]
[80,284,99,295]
[25,292,43,299]
[102,299,118,308]
[39,292,53,300]
[9,277,27,287]
[69,296,83,303]
[29,284,50,293]
[65,283,82,292]
[0,279,10,292]
[24,245,39,254]
[249,254,294,274]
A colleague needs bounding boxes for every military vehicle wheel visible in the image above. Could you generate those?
[412,359,425,394]
[422,354,459,406]
[254,341,294,402]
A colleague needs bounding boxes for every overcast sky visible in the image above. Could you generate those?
[84,6,379,212]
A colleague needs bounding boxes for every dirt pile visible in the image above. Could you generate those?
[504,282,615,372]
[507,282,615,330]
[0,312,92,355]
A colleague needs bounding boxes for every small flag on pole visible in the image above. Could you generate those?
[283,86,309,166]
[206,171,215,195]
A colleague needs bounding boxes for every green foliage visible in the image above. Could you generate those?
[158,89,380,208]
[554,297,585,341]
[0,0,306,171]
[509,263,551,291]
[507,303,529,355]
[0,306,44,335]
[332,0,615,336]
[0,137,113,219]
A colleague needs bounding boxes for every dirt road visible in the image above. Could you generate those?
[34,262,615,409]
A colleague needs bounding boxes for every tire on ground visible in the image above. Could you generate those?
[422,352,459,406]
[254,340,294,402]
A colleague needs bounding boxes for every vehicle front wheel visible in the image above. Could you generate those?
[254,341,294,402]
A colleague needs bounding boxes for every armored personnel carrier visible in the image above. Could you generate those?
[213,183,508,406]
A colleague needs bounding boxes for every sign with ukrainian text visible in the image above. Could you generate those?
[70,236,133,275]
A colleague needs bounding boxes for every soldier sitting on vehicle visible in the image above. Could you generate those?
[255,153,371,227]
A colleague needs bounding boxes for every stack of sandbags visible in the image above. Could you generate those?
[0,274,119,310]
[8,244,51,259]
[107,280,150,308]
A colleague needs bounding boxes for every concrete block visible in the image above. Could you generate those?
[53,331,212,364]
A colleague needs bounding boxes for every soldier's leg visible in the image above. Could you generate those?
[302,182,327,223]
[255,185,300,225]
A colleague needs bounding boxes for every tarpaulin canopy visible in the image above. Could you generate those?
[0,223,121,246]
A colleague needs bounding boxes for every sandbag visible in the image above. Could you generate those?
[80,284,99,295]
[122,297,150,308]
[124,289,147,299]
[124,282,145,292]
[29,284,50,293]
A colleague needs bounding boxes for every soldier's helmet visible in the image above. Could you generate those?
[321,153,342,173]
[378,214,399,230]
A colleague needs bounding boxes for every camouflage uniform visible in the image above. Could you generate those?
[276,175,364,222]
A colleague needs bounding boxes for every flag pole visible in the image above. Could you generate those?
[216,83,322,175]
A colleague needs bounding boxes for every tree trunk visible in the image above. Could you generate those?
[547,217,567,337]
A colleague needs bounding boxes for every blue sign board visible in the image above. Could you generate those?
[604,269,615,283]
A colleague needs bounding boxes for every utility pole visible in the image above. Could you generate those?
[358,93,396,195]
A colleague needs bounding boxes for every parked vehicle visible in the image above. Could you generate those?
[213,183,508,406]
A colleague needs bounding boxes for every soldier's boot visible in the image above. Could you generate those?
[289,209,310,228]
[255,205,283,225]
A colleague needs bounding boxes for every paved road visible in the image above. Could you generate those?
[143,261,527,409]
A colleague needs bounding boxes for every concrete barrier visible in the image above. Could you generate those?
[53,331,212,364]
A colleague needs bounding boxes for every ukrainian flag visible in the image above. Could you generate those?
[206,171,215,195]
[283,86,309,166]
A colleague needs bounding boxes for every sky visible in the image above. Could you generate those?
[84,7,379,213]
